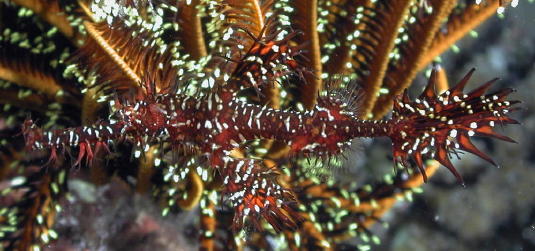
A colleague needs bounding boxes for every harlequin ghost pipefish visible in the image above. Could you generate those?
[22,62,519,230]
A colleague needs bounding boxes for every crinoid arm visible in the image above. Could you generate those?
[388,68,519,183]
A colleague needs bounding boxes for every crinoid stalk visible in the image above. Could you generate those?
[0,0,523,250]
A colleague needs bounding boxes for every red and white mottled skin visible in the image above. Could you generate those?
[22,68,518,230]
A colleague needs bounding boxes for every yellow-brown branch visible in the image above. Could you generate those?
[199,193,216,251]
[83,21,142,84]
[0,64,62,99]
[371,0,457,119]
[419,1,501,69]
[177,171,204,210]
[136,146,157,193]
[176,0,207,60]
[11,0,76,41]
[0,89,48,112]
[16,173,54,251]
[292,0,323,110]
[358,1,412,118]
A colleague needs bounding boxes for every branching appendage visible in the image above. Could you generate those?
[21,67,519,231]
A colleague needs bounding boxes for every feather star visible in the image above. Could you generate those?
[0,0,523,250]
